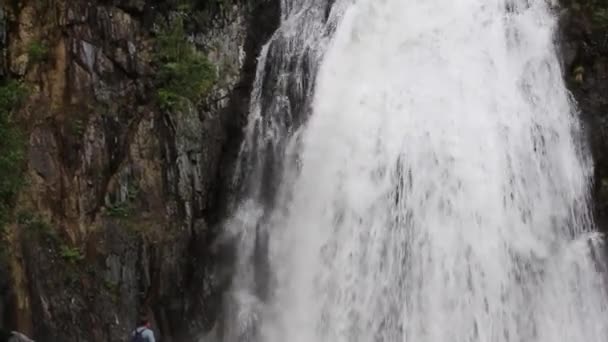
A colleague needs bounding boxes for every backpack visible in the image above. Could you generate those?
[130,329,146,342]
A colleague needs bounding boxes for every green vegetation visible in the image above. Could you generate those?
[67,117,86,137]
[17,211,58,242]
[103,279,120,303]
[59,245,84,264]
[105,183,139,219]
[27,41,49,64]
[176,1,192,12]
[0,80,27,229]
[107,202,132,218]
[16,212,85,269]
[592,7,608,27]
[154,17,216,110]
[565,1,608,28]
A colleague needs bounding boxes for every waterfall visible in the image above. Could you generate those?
[223,0,608,341]
[221,1,343,340]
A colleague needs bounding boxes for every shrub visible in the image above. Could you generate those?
[154,17,216,110]
[107,202,131,218]
[592,7,608,27]
[0,80,27,229]
[17,211,58,242]
[27,41,49,64]
[105,183,139,219]
[60,245,84,264]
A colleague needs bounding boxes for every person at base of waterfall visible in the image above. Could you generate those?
[130,315,156,342]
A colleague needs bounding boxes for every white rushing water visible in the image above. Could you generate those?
[225,0,608,341]
[221,1,344,340]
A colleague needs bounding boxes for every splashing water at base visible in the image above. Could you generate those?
[238,0,608,341]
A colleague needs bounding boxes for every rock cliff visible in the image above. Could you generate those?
[560,1,608,231]
[0,0,279,340]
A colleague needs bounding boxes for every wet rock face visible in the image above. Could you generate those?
[559,4,608,230]
[0,0,279,341]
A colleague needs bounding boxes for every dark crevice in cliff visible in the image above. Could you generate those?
[559,4,608,234]
[207,0,281,227]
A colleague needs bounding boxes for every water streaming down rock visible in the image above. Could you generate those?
[221,1,343,340]
[226,0,608,341]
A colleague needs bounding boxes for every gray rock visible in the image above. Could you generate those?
[2,0,281,340]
